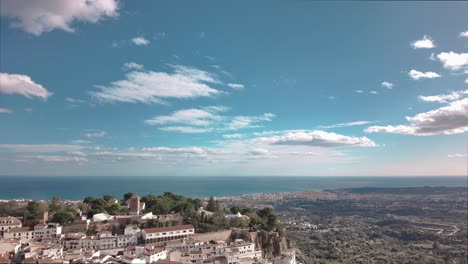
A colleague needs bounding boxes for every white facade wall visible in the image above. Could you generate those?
[117,235,138,248]
[3,229,33,240]
[143,227,194,241]
[145,249,167,263]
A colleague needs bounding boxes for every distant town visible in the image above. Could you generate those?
[0,192,297,264]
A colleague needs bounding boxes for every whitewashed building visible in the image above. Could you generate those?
[34,223,62,239]
[142,225,194,244]
[3,227,33,240]
[0,217,22,237]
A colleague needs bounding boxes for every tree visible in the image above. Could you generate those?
[52,208,77,225]
[123,192,134,201]
[83,197,94,204]
[49,196,61,213]
[206,197,216,212]
[103,195,114,202]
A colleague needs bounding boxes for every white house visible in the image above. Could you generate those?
[124,225,141,237]
[0,217,22,237]
[143,246,167,263]
[142,225,194,244]
[3,227,33,241]
[117,235,138,248]
[34,223,62,239]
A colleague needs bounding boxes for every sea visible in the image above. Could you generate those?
[0,176,466,200]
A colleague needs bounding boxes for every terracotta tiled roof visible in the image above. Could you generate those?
[143,225,194,234]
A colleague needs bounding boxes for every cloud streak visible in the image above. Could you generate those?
[90,65,221,104]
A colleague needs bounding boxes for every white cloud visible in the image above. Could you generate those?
[82,130,107,138]
[91,151,161,161]
[222,133,244,139]
[418,89,468,103]
[319,121,375,129]
[381,82,394,89]
[0,0,118,35]
[436,52,468,71]
[158,126,213,134]
[370,91,378,95]
[0,108,13,114]
[448,153,467,158]
[365,98,468,136]
[459,31,468,38]
[122,62,144,71]
[145,108,224,127]
[355,90,363,93]
[408,69,441,80]
[131,37,150,46]
[0,73,53,100]
[465,78,468,84]
[22,155,87,163]
[142,147,206,155]
[227,83,245,90]
[249,148,269,155]
[71,140,90,144]
[225,113,275,131]
[0,144,85,153]
[65,97,85,104]
[411,35,435,49]
[66,151,87,157]
[146,107,275,133]
[254,130,377,147]
[90,65,221,104]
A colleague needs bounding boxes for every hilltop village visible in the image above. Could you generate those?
[0,193,296,264]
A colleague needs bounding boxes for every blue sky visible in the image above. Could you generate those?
[0,0,467,176]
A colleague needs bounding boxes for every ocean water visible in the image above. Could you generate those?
[0,176,466,200]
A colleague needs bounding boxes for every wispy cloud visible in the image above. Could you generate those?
[448,153,467,158]
[318,121,376,129]
[90,65,221,104]
[222,133,244,139]
[0,144,85,153]
[418,89,468,103]
[0,108,13,114]
[146,106,275,133]
[0,73,53,100]
[365,98,468,136]
[0,0,119,35]
[411,35,435,49]
[131,36,150,46]
[381,82,394,89]
[122,62,144,71]
[227,83,245,90]
[408,69,441,80]
[82,130,107,138]
[20,155,88,163]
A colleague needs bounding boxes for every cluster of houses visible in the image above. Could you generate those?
[0,196,296,264]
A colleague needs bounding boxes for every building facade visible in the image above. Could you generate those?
[142,225,194,244]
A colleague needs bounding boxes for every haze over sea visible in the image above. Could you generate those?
[0,176,466,200]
